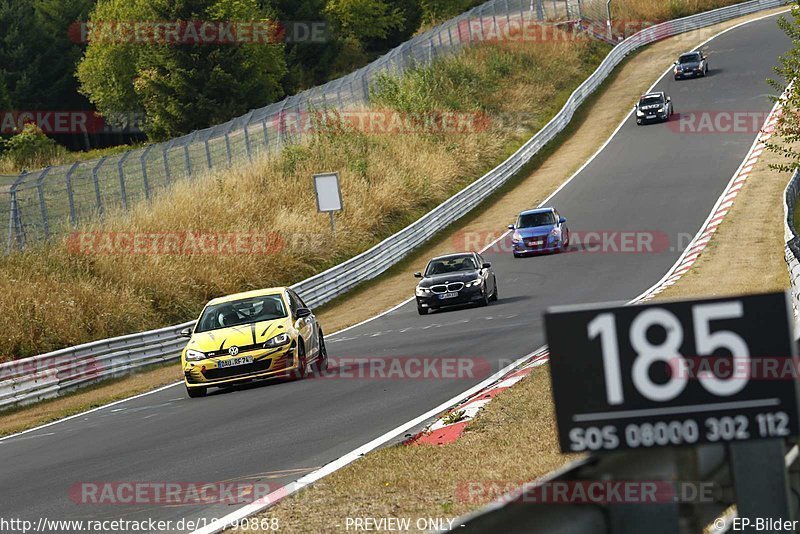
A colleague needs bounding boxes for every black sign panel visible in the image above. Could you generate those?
[545,292,800,452]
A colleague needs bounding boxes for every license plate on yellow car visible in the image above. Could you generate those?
[218,356,254,368]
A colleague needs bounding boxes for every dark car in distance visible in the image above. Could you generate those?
[674,50,708,80]
[414,252,498,315]
[635,91,673,125]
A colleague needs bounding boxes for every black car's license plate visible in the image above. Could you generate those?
[438,292,458,299]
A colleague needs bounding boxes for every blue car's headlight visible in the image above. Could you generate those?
[464,278,482,288]
[185,349,206,362]
[264,333,290,348]
[511,231,522,244]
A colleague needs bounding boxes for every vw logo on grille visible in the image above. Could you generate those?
[228,346,239,356]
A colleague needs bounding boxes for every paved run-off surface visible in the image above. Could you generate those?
[0,14,790,533]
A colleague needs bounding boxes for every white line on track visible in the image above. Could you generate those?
[0,9,788,533]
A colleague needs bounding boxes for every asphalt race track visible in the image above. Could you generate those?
[0,14,790,532]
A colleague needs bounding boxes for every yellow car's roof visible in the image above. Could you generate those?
[207,287,287,306]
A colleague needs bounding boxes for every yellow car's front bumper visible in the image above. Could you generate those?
[183,344,299,388]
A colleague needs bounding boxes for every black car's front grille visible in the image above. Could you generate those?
[430,282,465,294]
[202,359,273,381]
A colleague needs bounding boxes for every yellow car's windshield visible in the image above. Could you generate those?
[195,294,287,333]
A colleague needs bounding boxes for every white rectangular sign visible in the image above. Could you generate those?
[313,172,343,212]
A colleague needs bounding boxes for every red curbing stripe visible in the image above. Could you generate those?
[412,421,470,445]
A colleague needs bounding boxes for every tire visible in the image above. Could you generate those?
[489,279,498,302]
[187,386,207,398]
[313,332,328,374]
[478,286,490,307]
[417,305,428,315]
[294,341,308,379]
[513,252,522,258]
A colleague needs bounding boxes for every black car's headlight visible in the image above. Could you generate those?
[464,278,482,288]
[185,349,206,362]
[264,333,291,348]
[416,286,432,296]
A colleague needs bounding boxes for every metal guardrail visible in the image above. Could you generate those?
[0,0,786,411]
[0,0,577,252]
[453,443,800,533]
[784,168,800,323]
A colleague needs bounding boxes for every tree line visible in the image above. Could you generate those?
[0,0,483,150]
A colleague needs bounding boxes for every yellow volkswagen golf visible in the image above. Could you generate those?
[180,287,328,398]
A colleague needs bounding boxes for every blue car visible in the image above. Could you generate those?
[508,208,570,257]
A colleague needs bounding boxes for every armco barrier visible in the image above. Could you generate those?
[0,0,787,411]
[784,168,800,323]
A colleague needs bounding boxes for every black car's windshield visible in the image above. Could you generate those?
[196,294,287,333]
[517,211,556,228]
[425,256,477,276]
[639,96,664,107]
[679,53,701,63]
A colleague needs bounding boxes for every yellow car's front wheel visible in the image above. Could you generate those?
[187,385,207,398]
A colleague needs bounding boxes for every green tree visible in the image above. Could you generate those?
[324,0,404,44]
[769,8,800,171]
[77,0,288,140]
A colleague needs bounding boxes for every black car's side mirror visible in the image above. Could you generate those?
[559,217,567,224]
[507,224,514,230]
[296,308,313,319]
[414,272,423,278]
[179,327,192,338]
[666,97,671,102]
[482,262,491,269]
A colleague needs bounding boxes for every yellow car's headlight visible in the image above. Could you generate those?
[264,333,291,348]
[185,349,206,362]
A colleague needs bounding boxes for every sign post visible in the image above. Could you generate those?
[313,172,343,236]
[544,292,799,530]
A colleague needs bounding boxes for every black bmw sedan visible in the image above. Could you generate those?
[414,252,498,315]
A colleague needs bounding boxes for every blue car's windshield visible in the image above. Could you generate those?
[196,294,287,333]
[517,212,556,228]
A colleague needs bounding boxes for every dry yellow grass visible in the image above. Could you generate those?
[0,38,606,360]
[0,2,781,441]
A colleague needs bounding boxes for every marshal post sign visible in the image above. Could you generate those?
[544,292,800,453]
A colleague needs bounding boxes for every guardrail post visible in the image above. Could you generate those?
[65,162,79,227]
[261,118,270,150]
[139,145,154,200]
[34,167,52,241]
[204,132,213,169]
[224,121,234,166]
[183,131,197,177]
[91,157,106,218]
[162,139,176,185]
[241,111,255,162]
[6,171,27,253]
[730,440,795,526]
[116,151,131,210]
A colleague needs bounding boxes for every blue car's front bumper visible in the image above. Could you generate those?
[512,236,562,255]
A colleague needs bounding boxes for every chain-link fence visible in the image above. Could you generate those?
[1,0,587,252]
